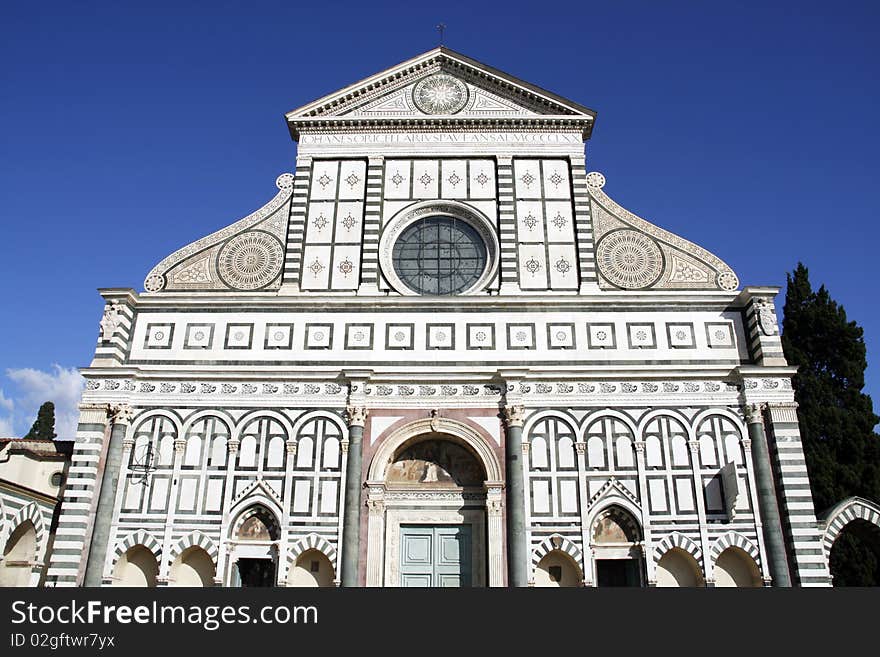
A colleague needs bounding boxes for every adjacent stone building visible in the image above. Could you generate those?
[0,438,72,586]
[41,47,877,587]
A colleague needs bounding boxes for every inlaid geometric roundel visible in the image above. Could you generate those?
[217,230,283,290]
[596,229,664,289]
[412,74,469,115]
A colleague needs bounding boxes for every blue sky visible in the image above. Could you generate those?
[1,1,878,439]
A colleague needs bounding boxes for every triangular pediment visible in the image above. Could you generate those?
[285,47,595,139]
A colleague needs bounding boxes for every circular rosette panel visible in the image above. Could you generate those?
[596,229,664,290]
[216,230,284,290]
[716,270,739,291]
[412,73,469,115]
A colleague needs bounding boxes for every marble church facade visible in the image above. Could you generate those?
[42,48,841,587]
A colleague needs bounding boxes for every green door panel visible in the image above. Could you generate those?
[400,525,472,587]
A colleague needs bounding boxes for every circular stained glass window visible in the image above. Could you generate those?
[391,216,488,295]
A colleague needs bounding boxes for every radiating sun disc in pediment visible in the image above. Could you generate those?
[412,73,469,115]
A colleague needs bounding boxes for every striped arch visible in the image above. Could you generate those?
[180,409,235,436]
[530,534,584,577]
[821,496,880,559]
[636,408,695,441]
[233,409,295,442]
[130,408,184,435]
[111,529,162,567]
[288,533,338,571]
[653,532,703,566]
[691,408,747,437]
[522,409,578,439]
[3,502,47,558]
[290,410,348,441]
[709,532,760,565]
[579,409,639,441]
[169,531,219,566]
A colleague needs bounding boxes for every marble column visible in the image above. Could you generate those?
[341,405,368,587]
[745,403,792,587]
[83,403,132,587]
[503,404,527,587]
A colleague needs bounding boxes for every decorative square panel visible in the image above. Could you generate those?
[305,323,334,349]
[144,323,174,350]
[507,323,536,350]
[345,324,373,350]
[706,322,735,348]
[411,160,439,199]
[386,324,414,350]
[225,324,253,350]
[184,323,214,350]
[310,161,338,201]
[666,323,696,349]
[468,160,496,199]
[544,201,574,241]
[541,159,571,199]
[548,244,578,290]
[384,161,411,199]
[586,323,616,349]
[427,323,455,350]
[467,323,495,350]
[304,202,335,244]
[334,201,363,244]
[440,160,468,199]
[338,160,366,200]
[627,323,657,349]
[513,159,541,199]
[516,201,544,242]
[264,323,294,350]
[547,323,576,349]
[518,244,548,290]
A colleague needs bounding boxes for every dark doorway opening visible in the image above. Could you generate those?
[235,558,276,587]
[596,559,642,587]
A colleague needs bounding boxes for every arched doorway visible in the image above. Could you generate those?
[820,496,880,586]
[112,545,158,587]
[169,546,215,587]
[288,549,335,587]
[656,548,705,587]
[590,506,645,587]
[714,547,762,587]
[365,418,504,587]
[0,521,38,587]
[534,551,583,587]
[228,504,280,587]
[828,520,880,586]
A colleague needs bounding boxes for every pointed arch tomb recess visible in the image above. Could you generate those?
[364,417,504,587]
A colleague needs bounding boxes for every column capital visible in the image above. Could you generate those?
[345,406,369,428]
[575,441,586,455]
[634,440,646,454]
[174,438,186,454]
[744,403,766,425]
[108,403,134,426]
[122,438,135,452]
[502,404,525,428]
[227,439,240,454]
[687,438,700,454]
[286,439,298,455]
[740,437,752,450]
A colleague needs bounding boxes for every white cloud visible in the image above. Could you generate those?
[0,390,13,413]
[5,365,85,440]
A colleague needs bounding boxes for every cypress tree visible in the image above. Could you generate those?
[781,263,880,585]
[23,401,57,441]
